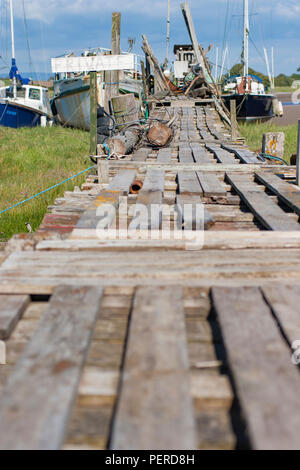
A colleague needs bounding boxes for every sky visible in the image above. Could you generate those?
[0,0,299,79]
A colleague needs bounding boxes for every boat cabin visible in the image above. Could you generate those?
[173,44,196,82]
[223,75,266,96]
[0,84,52,116]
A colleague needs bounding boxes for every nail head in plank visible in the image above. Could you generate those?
[0,295,30,339]
[212,286,300,450]
[111,286,197,450]
[0,285,104,450]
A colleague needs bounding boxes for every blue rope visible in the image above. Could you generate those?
[0,165,96,216]
[103,142,110,158]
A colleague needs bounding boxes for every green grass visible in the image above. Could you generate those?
[239,121,298,163]
[0,126,90,242]
[274,86,294,93]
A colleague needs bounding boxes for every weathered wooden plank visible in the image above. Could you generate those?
[178,171,203,195]
[179,146,194,163]
[0,295,30,339]
[255,172,300,217]
[190,144,212,164]
[222,144,261,164]
[0,285,104,450]
[111,286,197,450]
[176,195,215,230]
[157,148,172,163]
[3,249,300,293]
[262,285,300,346]
[52,54,135,73]
[212,286,300,450]
[37,231,300,252]
[75,192,119,230]
[206,144,238,165]
[197,172,227,197]
[107,170,136,193]
[129,169,165,230]
[131,148,152,162]
[227,173,300,231]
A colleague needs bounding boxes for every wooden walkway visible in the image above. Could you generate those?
[1,98,300,450]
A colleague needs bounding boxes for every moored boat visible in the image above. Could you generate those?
[51,50,142,131]
[0,0,52,129]
[221,0,282,121]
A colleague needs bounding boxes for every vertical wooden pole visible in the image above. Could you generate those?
[145,56,151,94]
[111,12,121,98]
[140,60,148,99]
[230,99,237,142]
[90,71,98,156]
[296,120,300,186]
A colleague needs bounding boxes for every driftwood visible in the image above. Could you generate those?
[105,126,141,156]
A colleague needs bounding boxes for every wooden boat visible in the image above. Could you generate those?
[221,0,282,121]
[51,51,142,131]
[0,0,52,129]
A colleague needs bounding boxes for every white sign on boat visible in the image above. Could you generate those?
[51,54,135,73]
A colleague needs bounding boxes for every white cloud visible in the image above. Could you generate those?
[12,0,171,23]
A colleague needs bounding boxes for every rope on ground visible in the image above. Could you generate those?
[0,165,96,216]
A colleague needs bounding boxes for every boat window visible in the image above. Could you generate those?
[29,88,41,100]
[17,87,26,98]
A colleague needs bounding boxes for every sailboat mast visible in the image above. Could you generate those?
[243,0,249,77]
[9,0,17,98]
[166,0,170,69]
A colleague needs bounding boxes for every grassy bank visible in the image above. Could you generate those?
[0,126,90,242]
[239,121,298,163]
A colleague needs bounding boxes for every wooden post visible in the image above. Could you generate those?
[111,94,139,130]
[90,71,98,156]
[296,120,300,186]
[230,99,237,142]
[140,60,148,99]
[111,12,121,98]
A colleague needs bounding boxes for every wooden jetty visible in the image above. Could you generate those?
[1,97,300,450]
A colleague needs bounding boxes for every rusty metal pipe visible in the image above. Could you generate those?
[130,180,144,194]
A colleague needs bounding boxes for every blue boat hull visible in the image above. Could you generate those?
[223,94,274,121]
[0,102,41,128]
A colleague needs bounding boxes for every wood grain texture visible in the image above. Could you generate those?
[111,286,197,450]
[206,144,238,165]
[262,284,300,345]
[0,285,104,450]
[107,170,136,193]
[178,171,203,195]
[227,173,300,231]
[255,172,300,217]
[0,295,30,339]
[176,195,215,230]
[197,172,227,197]
[212,286,300,450]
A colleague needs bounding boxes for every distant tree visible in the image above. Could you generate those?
[225,63,270,87]
[274,73,293,87]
